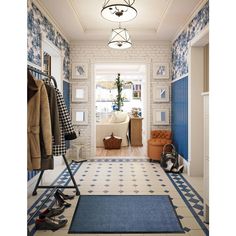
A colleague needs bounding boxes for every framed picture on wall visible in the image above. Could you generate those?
[72,63,88,79]
[71,84,88,102]
[153,63,169,79]
[153,109,169,125]
[72,109,88,125]
[153,85,169,102]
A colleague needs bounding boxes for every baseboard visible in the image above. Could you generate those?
[178,154,189,174]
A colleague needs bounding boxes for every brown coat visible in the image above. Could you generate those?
[40,84,61,170]
[27,71,52,170]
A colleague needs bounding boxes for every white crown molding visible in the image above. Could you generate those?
[70,40,171,46]
[156,0,174,34]
[32,0,70,43]
[171,0,208,43]
[68,0,85,33]
[189,24,209,46]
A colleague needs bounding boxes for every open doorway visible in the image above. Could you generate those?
[94,63,148,157]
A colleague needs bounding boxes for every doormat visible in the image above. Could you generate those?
[69,195,184,233]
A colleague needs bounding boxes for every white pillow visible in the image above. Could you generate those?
[109,111,127,123]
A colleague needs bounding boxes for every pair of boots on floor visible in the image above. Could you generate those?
[35,189,74,231]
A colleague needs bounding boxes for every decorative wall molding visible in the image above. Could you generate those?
[171,73,189,84]
[189,24,209,47]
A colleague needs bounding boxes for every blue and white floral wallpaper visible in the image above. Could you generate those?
[172,1,209,80]
[27,0,70,80]
[171,1,209,161]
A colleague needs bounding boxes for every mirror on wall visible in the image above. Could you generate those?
[72,109,88,125]
[72,84,88,102]
[153,109,169,125]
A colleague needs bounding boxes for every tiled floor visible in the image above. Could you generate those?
[27,158,209,236]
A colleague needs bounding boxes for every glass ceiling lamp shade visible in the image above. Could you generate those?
[101,0,137,22]
[108,26,132,49]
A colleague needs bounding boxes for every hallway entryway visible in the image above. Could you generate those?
[93,63,148,158]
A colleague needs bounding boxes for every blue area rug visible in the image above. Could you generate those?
[69,195,184,233]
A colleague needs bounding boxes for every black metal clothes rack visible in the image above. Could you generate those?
[28,65,80,196]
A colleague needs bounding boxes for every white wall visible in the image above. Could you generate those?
[70,41,172,158]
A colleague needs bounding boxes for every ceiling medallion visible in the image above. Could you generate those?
[108,24,132,49]
[101,0,137,22]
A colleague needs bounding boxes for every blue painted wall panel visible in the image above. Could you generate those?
[63,81,70,111]
[27,170,39,181]
[63,80,70,149]
[171,76,188,161]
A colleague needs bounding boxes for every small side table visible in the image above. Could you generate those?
[129,116,143,146]
[71,144,84,162]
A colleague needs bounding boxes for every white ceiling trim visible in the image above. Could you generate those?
[33,0,69,42]
[155,0,174,34]
[172,0,208,43]
[70,40,171,46]
[68,0,85,32]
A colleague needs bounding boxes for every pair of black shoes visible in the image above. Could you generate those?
[35,190,75,231]
[35,206,67,231]
[54,189,74,208]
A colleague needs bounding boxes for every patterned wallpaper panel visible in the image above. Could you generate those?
[171,1,209,80]
[27,0,70,80]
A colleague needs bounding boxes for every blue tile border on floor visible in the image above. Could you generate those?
[166,172,209,236]
[89,158,149,162]
[27,158,209,235]
[27,161,82,236]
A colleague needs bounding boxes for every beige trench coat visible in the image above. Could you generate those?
[27,71,52,170]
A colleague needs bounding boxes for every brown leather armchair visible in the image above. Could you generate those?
[147,130,172,161]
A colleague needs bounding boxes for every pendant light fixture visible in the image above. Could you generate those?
[101,0,137,22]
[108,23,132,49]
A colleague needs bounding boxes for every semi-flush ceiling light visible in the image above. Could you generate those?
[101,0,137,22]
[108,24,132,49]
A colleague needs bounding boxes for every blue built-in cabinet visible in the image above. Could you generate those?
[171,77,188,161]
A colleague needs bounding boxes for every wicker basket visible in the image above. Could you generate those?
[103,133,122,149]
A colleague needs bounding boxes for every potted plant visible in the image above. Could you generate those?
[113,73,132,111]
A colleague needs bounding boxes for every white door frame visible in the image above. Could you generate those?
[188,26,209,176]
[41,33,63,167]
[41,33,63,91]
[90,59,151,157]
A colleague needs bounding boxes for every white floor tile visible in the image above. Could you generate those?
[28,159,207,236]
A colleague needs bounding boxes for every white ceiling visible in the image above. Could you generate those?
[36,0,205,42]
